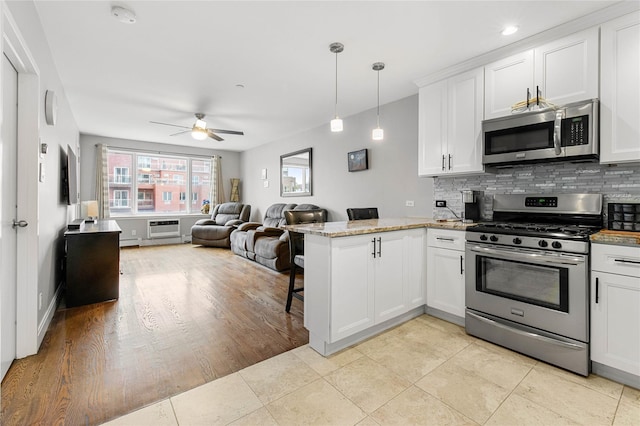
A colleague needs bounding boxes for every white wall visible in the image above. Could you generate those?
[4,1,80,342]
[241,94,433,222]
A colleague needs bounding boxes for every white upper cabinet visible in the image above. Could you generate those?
[418,81,447,176]
[418,67,484,177]
[600,12,640,164]
[485,27,599,119]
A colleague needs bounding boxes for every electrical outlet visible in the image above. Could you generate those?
[39,292,43,310]
[405,200,414,207]
[131,229,137,236]
[436,200,447,208]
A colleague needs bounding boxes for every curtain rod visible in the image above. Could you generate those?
[95,144,221,158]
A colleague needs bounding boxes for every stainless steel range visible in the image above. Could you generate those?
[465,193,602,376]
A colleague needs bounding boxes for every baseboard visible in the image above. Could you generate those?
[592,361,640,389]
[425,306,465,327]
[37,284,62,348]
[119,236,191,248]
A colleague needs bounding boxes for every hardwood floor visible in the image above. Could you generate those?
[0,244,308,425]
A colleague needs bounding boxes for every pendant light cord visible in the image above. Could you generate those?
[334,51,338,117]
[376,70,380,127]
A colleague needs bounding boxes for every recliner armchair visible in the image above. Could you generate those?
[230,203,320,271]
[191,202,251,248]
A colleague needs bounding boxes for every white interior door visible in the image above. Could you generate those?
[1,53,19,380]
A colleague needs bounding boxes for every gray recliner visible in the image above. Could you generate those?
[191,202,251,248]
[230,203,320,271]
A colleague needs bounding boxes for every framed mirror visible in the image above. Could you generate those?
[280,148,312,197]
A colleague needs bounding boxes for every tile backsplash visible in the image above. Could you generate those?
[433,161,640,226]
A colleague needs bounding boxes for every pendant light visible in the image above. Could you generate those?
[329,42,344,132]
[372,62,385,140]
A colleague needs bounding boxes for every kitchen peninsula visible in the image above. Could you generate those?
[286,218,470,356]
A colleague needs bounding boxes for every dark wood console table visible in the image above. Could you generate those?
[64,220,121,308]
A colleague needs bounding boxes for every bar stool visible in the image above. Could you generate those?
[284,209,327,312]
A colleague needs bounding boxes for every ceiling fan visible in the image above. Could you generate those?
[150,113,244,141]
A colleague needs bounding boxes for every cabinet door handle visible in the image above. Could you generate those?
[595,277,599,304]
[442,155,445,171]
[372,238,376,258]
[536,85,540,106]
[377,237,382,257]
[526,87,531,108]
[460,255,464,275]
[614,258,640,265]
[448,154,452,170]
[436,237,455,242]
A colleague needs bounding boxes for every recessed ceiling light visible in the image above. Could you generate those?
[111,6,136,24]
[502,26,518,36]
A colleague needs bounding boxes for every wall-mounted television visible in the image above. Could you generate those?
[65,145,79,205]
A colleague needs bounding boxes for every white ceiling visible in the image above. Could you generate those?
[33,0,619,152]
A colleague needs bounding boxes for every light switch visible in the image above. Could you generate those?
[39,163,45,182]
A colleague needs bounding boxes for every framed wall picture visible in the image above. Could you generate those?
[348,149,368,172]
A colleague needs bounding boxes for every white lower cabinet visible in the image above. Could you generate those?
[426,228,466,320]
[591,243,640,379]
[305,228,426,354]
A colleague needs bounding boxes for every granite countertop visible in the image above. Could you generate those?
[283,217,475,237]
[591,230,640,247]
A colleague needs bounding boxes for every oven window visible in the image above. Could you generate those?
[485,121,554,155]
[476,256,569,312]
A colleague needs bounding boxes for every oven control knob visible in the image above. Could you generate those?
[513,238,522,244]
[552,241,562,249]
[480,234,488,241]
[538,240,548,248]
[490,235,499,242]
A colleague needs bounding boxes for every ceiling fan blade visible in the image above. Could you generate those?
[207,130,224,141]
[150,121,191,129]
[208,128,244,136]
[169,130,191,137]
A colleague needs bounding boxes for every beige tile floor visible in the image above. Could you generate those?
[102,314,640,426]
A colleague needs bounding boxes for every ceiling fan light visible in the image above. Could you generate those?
[331,117,343,132]
[191,127,208,140]
[194,119,207,129]
[372,127,384,140]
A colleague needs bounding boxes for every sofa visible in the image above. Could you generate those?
[230,203,320,271]
[191,202,251,248]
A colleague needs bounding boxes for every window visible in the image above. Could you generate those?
[113,167,130,183]
[138,173,151,184]
[106,149,212,216]
[113,190,129,207]
[191,159,211,208]
[138,156,151,169]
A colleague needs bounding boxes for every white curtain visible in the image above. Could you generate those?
[211,155,225,205]
[95,144,110,218]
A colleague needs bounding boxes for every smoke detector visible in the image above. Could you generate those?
[111,6,136,24]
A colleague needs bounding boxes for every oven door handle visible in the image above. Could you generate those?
[468,245,585,266]
[466,311,585,351]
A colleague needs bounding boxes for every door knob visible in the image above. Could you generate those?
[12,219,28,229]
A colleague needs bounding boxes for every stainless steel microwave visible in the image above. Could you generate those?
[482,99,598,166]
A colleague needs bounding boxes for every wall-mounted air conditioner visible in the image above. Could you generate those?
[147,219,180,239]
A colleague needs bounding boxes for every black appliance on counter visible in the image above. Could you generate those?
[465,193,602,376]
